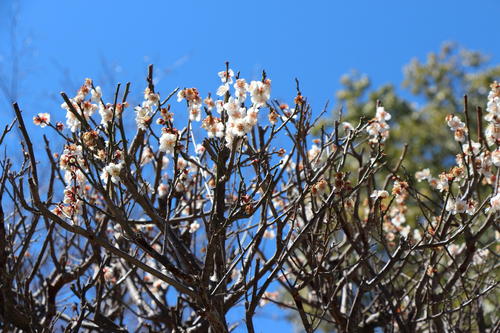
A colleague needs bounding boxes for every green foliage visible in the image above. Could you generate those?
[317,42,500,176]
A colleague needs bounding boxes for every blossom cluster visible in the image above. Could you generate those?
[415,83,500,217]
[177,68,272,150]
[366,105,391,143]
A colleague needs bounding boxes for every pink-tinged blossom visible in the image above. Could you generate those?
[102,266,117,283]
[466,199,477,215]
[195,144,205,155]
[311,179,328,196]
[218,68,234,83]
[33,113,50,127]
[268,110,279,125]
[263,229,276,239]
[259,291,279,307]
[203,96,215,111]
[81,101,98,116]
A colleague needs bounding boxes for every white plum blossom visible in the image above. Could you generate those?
[99,103,114,124]
[341,122,354,132]
[492,149,500,166]
[140,146,154,166]
[189,221,200,233]
[413,229,422,242]
[366,106,391,143]
[223,97,241,117]
[135,104,152,130]
[157,183,169,198]
[202,116,225,138]
[484,82,500,145]
[101,162,124,184]
[259,291,279,307]
[488,193,500,213]
[435,173,450,192]
[216,84,230,97]
[375,106,391,122]
[445,198,467,215]
[234,78,248,102]
[415,168,432,182]
[245,106,259,126]
[472,248,490,266]
[60,80,101,132]
[195,144,205,155]
[91,86,102,103]
[189,104,202,122]
[227,118,248,137]
[159,132,177,154]
[62,99,82,132]
[462,140,481,156]
[268,110,279,124]
[143,87,160,107]
[371,190,389,200]
[161,155,170,170]
[445,114,468,143]
[248,79,271,107]
[446,115,465,131]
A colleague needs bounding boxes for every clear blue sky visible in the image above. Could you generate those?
[1,0,500,331]
[3,0,500,116]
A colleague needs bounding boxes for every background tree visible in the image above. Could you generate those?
[318,42,500,176]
